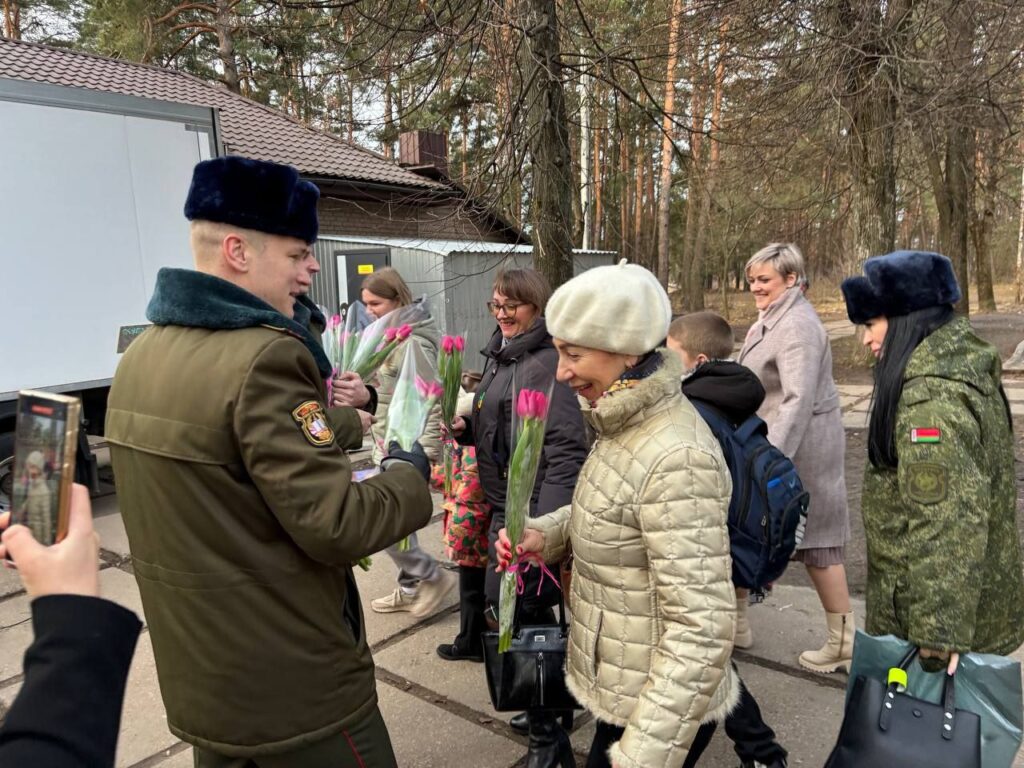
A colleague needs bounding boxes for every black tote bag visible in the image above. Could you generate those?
[826,648,981,768]
[481,593,581,713]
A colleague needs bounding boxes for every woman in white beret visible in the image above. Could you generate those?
[497,260,738,768]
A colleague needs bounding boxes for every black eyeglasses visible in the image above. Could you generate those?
[487,301,526,316]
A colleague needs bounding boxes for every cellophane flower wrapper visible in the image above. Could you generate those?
[344,299,429,381]
[497,377,554,653]
[437,335,465,497]
[382,343,441,551]
[323,303,370,402]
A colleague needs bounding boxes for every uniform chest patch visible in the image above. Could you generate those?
[906,462,947,504]
[292,401,334,447]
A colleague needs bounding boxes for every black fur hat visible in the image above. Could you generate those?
[184,156,320,243]
[841,250,960,324]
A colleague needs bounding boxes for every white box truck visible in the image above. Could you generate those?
[0,78,220,506]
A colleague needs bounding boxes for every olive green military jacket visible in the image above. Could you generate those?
[862,317,1024,656]
[106,269,432,756]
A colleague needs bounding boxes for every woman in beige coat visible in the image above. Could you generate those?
[498,261,738,768]
[738,243,853,674]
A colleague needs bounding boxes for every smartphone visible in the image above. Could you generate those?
[10,390,81,546]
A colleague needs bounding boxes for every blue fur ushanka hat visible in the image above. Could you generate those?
[184,156,320,244]
[841,250,961,324]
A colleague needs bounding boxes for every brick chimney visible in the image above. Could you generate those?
[398,130,449,180]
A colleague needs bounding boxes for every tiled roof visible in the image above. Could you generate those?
[0,37,444,190]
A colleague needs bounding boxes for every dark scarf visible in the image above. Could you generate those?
[146,267,333,378]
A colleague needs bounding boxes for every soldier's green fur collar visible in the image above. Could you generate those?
[147,267,333,378]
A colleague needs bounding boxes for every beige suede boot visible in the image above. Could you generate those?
[798,610,855,673]
[734,595,753,649]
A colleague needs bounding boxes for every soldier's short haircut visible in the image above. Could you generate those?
[190,220,266,264]
[745,242,806,285]
[668,311,735,360]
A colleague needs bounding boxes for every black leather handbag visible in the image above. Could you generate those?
[481,593,581,713]
[825,648,981,767]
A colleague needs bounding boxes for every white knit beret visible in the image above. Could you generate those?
[546,259,672,355]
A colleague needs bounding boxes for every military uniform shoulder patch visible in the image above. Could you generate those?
[905,462,948,504]
[911,427,941,443]
[292,401,334,447]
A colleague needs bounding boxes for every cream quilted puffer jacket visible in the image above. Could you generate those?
[528,353,739,768]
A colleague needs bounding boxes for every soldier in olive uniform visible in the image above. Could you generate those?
[106,156,432,767]
[842,251,1024,672]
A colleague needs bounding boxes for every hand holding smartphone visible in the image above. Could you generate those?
[10,391,81,548]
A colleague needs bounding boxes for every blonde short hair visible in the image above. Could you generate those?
[745,243,806,285]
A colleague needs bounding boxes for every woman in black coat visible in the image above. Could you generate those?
[447,268,588,768]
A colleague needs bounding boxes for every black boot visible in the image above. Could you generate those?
[526,711,576,768]
[436,566,486,662]
[510,711,529,734]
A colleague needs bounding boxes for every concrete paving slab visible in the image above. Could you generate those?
[116,633,179,767]
[143,744,193,767]
[0,568,144,685]
[1004,385,1024,401]
[378,682,522,768]
[0,568,25,600]
[841,412,868,430]
[835,384,874,396]
[739,585,865,675]
[95,505,133,560]
[354,516,458,648]
[373,611,504,723]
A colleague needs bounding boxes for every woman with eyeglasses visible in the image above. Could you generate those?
[738,243,853,675]
[448,268,588,768]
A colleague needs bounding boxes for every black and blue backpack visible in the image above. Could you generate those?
[690,399,809,590]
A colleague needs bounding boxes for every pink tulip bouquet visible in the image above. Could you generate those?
[324,303,369,400]
[344,301,428,381]
[498,382,554,653]
[383,343,442,551]
[437,335,465,496]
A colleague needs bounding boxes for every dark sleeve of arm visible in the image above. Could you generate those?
[326,406,364,451]
[455,411,476,447]
[536,379,587,515]
[0,596,142,768]
[236,338,432,565]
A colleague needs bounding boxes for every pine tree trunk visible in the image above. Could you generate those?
[972,139,997,312]
[214,0,241,94]
[656,0,684,287]
[2,0,20,39]
[524,0,574,288]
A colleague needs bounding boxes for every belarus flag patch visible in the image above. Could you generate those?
[911,427,941,444]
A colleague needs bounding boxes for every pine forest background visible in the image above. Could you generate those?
[6,0,1024,315]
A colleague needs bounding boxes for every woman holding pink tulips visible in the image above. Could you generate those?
[331,267,455,619]
[450,268,588,768]
[497,261,738,768]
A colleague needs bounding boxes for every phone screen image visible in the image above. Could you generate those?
[11,394,77,546]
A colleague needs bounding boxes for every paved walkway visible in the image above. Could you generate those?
[1,488,1020,767]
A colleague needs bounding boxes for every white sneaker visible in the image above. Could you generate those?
[370,587,418,614]
[410,569,456,618]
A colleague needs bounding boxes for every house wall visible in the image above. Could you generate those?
[316,196,512,243]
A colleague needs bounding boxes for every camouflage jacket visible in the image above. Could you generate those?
[862,316,1024,655]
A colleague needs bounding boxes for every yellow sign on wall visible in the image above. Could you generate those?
[357,264,374,275]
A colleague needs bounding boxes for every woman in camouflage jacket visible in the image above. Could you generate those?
[842,250,1024,670]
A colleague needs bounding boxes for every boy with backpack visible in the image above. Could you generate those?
[668,311,796,768]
